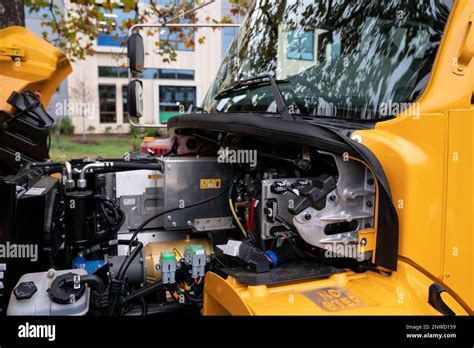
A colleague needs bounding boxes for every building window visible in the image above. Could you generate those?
[98,66,129,78]
[98,7,135,47]
[137,69,159,79]
[159,86,196,123]
[99,66,195,80]
[222,27,238,57]
[122,85,129,123]
[287,30,315,61]
[99,85,117,123]
[158,69,194,80]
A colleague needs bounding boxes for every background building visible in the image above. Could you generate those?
[68,0,240,134]
[25,2,68,118]
[25,0,241,134]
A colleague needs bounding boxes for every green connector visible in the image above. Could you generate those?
[161,251,175,261]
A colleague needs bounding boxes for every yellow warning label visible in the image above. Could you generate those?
[172,248,182,260]
[148,174,161,180]
[200,179,221,189]
[305,287,367,312]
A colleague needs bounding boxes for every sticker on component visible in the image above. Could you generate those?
[303,287,367,312]
[200,179,221,189]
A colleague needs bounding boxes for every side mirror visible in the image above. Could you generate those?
[128,80,144,118]
[127,32,144,73]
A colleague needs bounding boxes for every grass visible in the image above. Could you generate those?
[49,135,140,161]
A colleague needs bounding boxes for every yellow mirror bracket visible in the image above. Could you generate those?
[454,12,474,75]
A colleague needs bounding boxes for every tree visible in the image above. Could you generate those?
[17,0,252,62]
[0,0,25,28]
[69,72,96,142]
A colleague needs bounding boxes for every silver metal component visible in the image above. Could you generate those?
[76,179,87,189]
[63,161,75,189]
[260,178,315,240]
[194,217,234,231]
[110,158,233,232]
[73,275,80,290]
[76,162,113,188]
[293,153,375,260]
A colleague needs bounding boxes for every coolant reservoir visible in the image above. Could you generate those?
[7,269,89,316]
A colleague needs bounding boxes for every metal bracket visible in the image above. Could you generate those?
[194,217,234,232]
[453,13,474,76]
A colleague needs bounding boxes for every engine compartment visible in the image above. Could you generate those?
[0,130,384,316]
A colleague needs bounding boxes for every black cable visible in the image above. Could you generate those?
[141,298,148,316]
[162,136,179,157]
[128,180,233,249]
[183,290,203,303]
[116,241,143,282]
[80,239,139,257]
[166,285,196,307]
[110,176,234,315]
[64,274,106,293]
[109,241,143,315]
[122,281,166,303]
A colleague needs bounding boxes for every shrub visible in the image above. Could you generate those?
[60,117,75,136]
[145,128,161,138]
[129,125,143,139]
[87,125,96,133]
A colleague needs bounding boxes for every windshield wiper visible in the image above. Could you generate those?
[214,74,294,121]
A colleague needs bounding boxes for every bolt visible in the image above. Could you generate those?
[360,238,367,247]
[77,179,87,189]
[167,164,172,170]
[155,264,160,270]
[329,194,336,202]
[167,215,172,221]
[187,220,192,226]
[367,178,374,185]
[304,212,312,221]
[366,201,373,208]
[172,221,177,227]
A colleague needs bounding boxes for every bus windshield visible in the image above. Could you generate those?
[203,0,453,120]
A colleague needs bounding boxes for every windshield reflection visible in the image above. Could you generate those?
[203,0,453,120]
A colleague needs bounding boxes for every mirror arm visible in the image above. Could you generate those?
[127,22,241,129]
